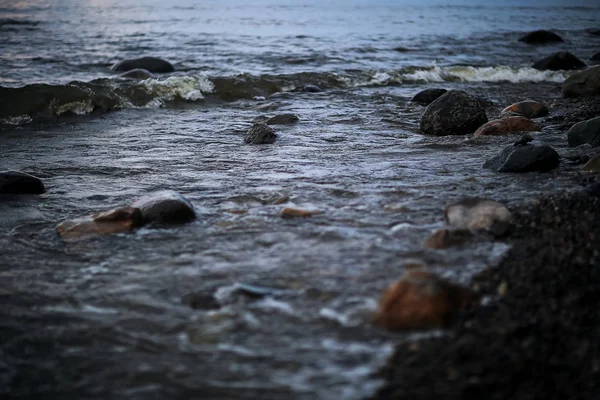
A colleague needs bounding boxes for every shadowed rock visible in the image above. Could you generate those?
[474,116,540,136]
[132,190,196,224]
[582,154,600,172]
[532,52,586,71]
[266,113,299,125]
[110,57,174,73]
[562,66,600,98]
[411,88,447,106]
[445,198,513,231]
[500,100,549,119]
[56,207,143,240]
[591,52,600,63]
[483,144,560,172]
[0,171,45,194]
[420,90,488,136]
[568,117,600,147]
[518,30,563,44]
[119,68,155,80]
[244,123,277,144]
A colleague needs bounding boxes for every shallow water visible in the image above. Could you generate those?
[1,0,598,399]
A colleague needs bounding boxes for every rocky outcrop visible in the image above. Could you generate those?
[518,30,563,44]
[445,198,513,231]
[0,170,45,194]
[420,90,488,136]
[567,117,600,147]
[110,57,174,73]
[483,143,560,172]
[474,116,540,136]
[132,190,196,224]
[56,207,143,240]
[411,88,447,106]
[500,100,548,119]
[562,66,600,98]
[244,123,277,144]
[532,52,586,71]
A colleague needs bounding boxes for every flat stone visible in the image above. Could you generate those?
[56,207,142,240]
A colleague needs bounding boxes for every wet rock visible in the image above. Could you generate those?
[181,292,220,310]
[590,52,600,63]
[132,190,196,224]
[500,100,549,119]
[420,90,488,136]
[0,170,45,195]
[587,29,600,36]
[532,51,586,71]
[119,68,155,80]
[562,66,600,98]
[280,207,322,218]
[474,116,540,136]
[110,57,174,73]
[300,84,322,93]
[393,46,411,52]
[582,154,600,172]
[562,144,598,165]
[56,207,143,240]
[483,144,560,173]
[518,30,563,44]
[266,113,299,125]
[445,198,513,231]
[374,270,477,331]
[567,117,600,148]
[411,88,447,106]
[423,228,474,249]
[244,123,277,144]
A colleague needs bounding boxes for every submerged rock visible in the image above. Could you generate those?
[56,207,143,240]
[423,228,474,249]
[244,123,277,144]
[0,170,45,194]
[119,68,155,80]
[411,88,447,106]
[582,154,600,172]
[483,144,560,172]
[110,57,174,73]
[562,66,600,98]
[132,190,196,224]
[500,100,549,119]
[568,117,600,148]
[420,90,488,136]
[474,116,540,136]
[445,198,513,231]
[532,52,586,71]
[280,207,322,218]
[375,270,477,331]
[518,30,564,44]
[266,113,299,125]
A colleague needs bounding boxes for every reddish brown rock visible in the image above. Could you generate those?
[374,270,477,331]
[474,116,540,136]
[280,207,322,218]
[500,101,548,119]
[56,207,143,240]
[423,228,473,249]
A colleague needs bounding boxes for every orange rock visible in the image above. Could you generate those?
[423,228,473,249]
[280,207,322,218]
[501,101,549,119]
[474,116,540,136]
[56,207,143,240]
[375,270,476,331]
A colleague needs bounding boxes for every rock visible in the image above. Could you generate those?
[280,207,322,218]
[300,84,322,93]
[411,88,447,106]
[474,116,540,136]
[0,170,45,194]
[181,292,220,310]
[590,52,600,63]
[374,270,477,331]
[423,228,473,249]
[532,52,586,71]
[420,90,488,136]
[562,66,600,98]
[119,68,155,80]
[132,190,196,224]
[518,30,563,44]
[244,123,277,144]
[393,46,411,52]
[587,29,600,36]
[483,144,560,173]
[445,198,513,231]
[582,154,600,172]
[110,57,174,73]
[56,207,143,240]
[266,113,299,125]
[500,101,549,119]
[567,117,600,148]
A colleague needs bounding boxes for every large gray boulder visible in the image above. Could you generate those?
[483,144,560,172]
[0,171,45,194]
[562,66,600,98]
[567,117,600,147]
[132,190,196,224]
[110,57,174,73]
[419,90,488,136]
[532,52,586,71]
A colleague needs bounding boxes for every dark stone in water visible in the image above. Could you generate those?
[587,29,600,36]
[393,46,411,52]
[483,144,560,173]
[244,123,277,144]
[0,171,45,194]
[411,88,447,106]
[562,66,600,98]
[266,113,299,125]
[132,190,196,224]
[110,57,174,73]
[532,52,586,71]
[182,292,220,310]
[518,30,563,44]
[119,68,155,80]
[301,84,322,93]
[420,90,488,136]
[567,117,600,148]
[590,52,600,62]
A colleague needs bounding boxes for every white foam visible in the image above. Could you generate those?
[141,74,215,103]
[402,65,567,83]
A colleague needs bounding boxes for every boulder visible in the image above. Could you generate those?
[567,117,600,147]
[423,228,473,249]
[582,154,600,172]
[562,66,600,98]
[110,57,174,73]
[474,116,540,136]
[119,68,155,80]
[420,90,488,136]
[518,30,564,44]
[0,170,45,194]
[374,270,477,331]
[132,190,196,224]
[445,198,513,231]
[244,123,277,144]
[266,113,299,125]
[532,52,586,71]
[500,100,549,119]
[411,88,447,106]
[56,207,142,240]
[483,144,560,172]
